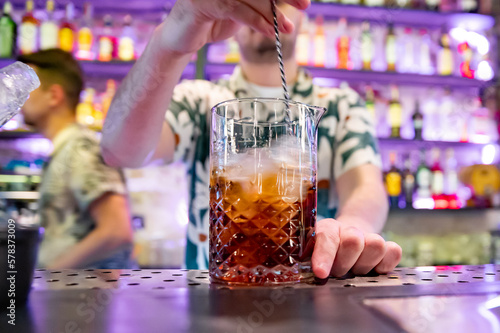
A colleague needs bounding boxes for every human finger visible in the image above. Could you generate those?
[374,241,403,274]
[329,226,365,277]
[311,219,340,279]
[350,233,387,276]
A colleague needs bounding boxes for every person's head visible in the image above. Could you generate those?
[17,49,84,129]
[235,3,303,64]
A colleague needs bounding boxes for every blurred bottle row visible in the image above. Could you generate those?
[365,84,498,143]
[0,1,145,62]
[384,147,500,210]
[209,16,495,81]
[2,78,117,132]
[313,0,494,14]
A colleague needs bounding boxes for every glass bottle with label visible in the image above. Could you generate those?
[76,88,95,127]
[295,13,310,66]
[418,28,434,75]
[118,15,136,62]
[386,152,402,208]
[40,0,59,50]
[19,0,40,55]
[365,85,376,121]
[438,29,454,76]
[426,0,441,11]
[0,1,17,58]
[336,18,350,70]
[459,0,478,12]
[416,150,432,200]
[361,21,373,71]
[388,85,402,138]
[431,148,446,209]
[59,3,76,53]
[402,155,415,208]
[412,100,424,140]
[98,15,117,62]
[386,23,397,72]
[313,15,326,68]
[444,148,460,209]
[76,3,94,60]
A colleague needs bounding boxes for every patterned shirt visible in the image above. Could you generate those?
[37,124,133,269]
[166,67,381,269]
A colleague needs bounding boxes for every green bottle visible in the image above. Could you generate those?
[0,1,17,58]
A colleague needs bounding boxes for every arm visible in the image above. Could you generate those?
[101,0,308,168]
[46,193,133,269]
[335,164,388,234]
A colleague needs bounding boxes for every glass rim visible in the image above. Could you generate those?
[211,97,326,115]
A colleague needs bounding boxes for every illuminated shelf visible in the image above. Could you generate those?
[0,58,196,79]
[0,131,43,140]
[205,63,495,88]
[306,2,495,30]
[391,206,500,213]
[0,191,39,200]
[378,138,496,148]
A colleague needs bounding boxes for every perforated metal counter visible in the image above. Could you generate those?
[3,265,500,333]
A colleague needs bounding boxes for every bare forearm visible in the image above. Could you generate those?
[47,229,131,269]
[336,184,388,233]
[101,23,193,168]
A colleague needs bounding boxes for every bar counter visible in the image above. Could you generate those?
[3,265,500,333]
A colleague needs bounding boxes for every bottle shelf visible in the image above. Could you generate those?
[378,138,496,148]
[0,191,39,200]
[391,206,500,213]
[0,58,196,79]
[306,2,495,30]
[0,131,43,140]
[204,62,495,89]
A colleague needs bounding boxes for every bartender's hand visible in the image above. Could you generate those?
[312,218,402,279]
[160,0,310,56]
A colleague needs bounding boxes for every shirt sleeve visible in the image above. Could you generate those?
[333,86,382,180]
[68,135,128,213]
[165,79,237,163]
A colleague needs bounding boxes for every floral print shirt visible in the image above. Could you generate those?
[37,124,133,269]
[165,67,381,269]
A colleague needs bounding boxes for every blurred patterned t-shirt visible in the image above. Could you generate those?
[37,124,133,269]
[165,67,381,269]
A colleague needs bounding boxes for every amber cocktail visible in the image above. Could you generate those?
[209,98,325,285]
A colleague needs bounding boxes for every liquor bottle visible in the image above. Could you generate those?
[470,97,490,142]
[365,85,376,121]
[416,150,432,200]
[399,27,414,73]
[225,37,240,63]
[386,152,402,208]
[336,18,350,70]
[19,0,40,55]
[59,3,76,53]
[437,29,454,76]
[430,148,446,209]
[76,88,95,127]
[98,15,117,62]
[440,88,456,142]
[360,21,373,71]
[365,0,385,6]
[402,156,415,208]
[101,79,117,118]
[418,28,434,75]
[118,15,137,62]
[388,85,402,138]
[313,15,326,68]
[77,3,94,60]
[341,0,361,4]
[444,148,459,209]
[458,42,474,79]
[396,0,411,7]
[0,1,17,58]
[386,23,397,72]
[459,0,478,12]
[425,0,441,11]
[296,14,310,66]
[412,100,424,140]
[440,0,457,12]
[40,0,59,50]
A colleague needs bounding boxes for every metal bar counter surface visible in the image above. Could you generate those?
[3,265,500,333]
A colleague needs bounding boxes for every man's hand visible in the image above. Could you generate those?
[311,219,402,279]
[160,0,310,56]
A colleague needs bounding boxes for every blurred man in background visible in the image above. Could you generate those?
[19,49,134,269]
